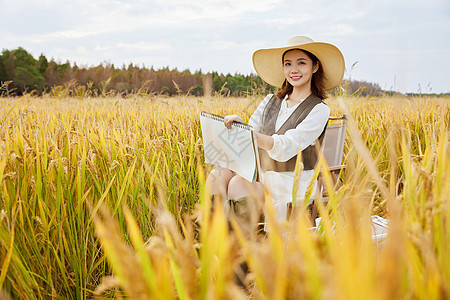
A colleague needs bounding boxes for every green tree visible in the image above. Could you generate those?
[212,72,225,93]
[14,66,45,91]
[0,48,48,94]
[0,50,15,81]
[12,47,36,68]
[0,51,7,82]
[37,54,49,74]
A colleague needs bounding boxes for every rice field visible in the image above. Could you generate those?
[0,94,449,299]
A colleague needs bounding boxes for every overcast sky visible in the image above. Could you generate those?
[1,0,449,93]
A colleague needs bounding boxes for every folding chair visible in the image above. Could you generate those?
[287,116,347,221]
[311,115,347,219]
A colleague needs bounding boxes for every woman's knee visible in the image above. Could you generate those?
[209,167,234,183]
[227,176,263,200]
[206,167,234,194]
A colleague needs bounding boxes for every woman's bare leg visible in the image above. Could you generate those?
[227,175,265,235]
[227,175,265,207]
[205,170,265,232]
[205,167,235,213]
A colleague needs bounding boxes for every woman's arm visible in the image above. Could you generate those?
[267,103,330,162]
[254,131,274,151]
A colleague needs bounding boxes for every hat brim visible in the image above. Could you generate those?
[252,41,345,90]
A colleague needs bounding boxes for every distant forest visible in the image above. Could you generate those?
[0,47,431,97]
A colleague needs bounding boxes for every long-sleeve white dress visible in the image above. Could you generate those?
[248,93,330,222]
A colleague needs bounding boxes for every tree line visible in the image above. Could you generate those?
[1,47,393,97]
[0,47,276,97]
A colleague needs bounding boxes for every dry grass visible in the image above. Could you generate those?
[0,94,448,299]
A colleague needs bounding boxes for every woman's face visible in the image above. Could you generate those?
[283,49,319,90]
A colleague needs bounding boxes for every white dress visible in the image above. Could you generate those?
[248,94,330,222]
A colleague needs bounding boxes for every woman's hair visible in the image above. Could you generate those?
[276,49,327,100]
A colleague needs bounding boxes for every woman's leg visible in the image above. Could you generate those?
[205,170,265,234]
[205,167,235,213]
[227,175,265,235]
[227,175,265,205]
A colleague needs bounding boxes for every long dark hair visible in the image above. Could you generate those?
[276,49,327,100]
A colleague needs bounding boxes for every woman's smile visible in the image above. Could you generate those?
[283,49,318,90]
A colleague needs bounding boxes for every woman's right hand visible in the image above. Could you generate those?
[223,114,243,129]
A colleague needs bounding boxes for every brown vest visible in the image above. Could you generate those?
[258,94,327,172]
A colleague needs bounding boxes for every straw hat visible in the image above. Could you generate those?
[252,36,345,90]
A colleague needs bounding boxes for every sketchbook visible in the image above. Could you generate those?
[200,111,261,182]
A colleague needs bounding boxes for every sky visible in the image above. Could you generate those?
[1,0,449,94]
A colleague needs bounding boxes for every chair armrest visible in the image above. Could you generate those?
[329,116,346,121]
[328,165,346,172]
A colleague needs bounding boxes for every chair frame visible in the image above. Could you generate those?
[287,115,347,222]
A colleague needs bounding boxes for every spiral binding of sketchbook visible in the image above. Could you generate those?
[200,111,260,182]
[200,111,253,131]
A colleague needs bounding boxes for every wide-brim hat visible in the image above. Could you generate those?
[252,36,345,90]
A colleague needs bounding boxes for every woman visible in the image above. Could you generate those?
[205,36,345,234]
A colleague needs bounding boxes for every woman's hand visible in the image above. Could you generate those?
[223,114,243,129]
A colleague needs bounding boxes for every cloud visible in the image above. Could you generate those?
[208,40,239,50]
[117,42,170,51]
[1,0,449,92]
[329,24,356,36]
[94,42,170,52]
[264,15,314,26]
[76,46,87,54]
[5,0,284,45]
[28,28,105,42]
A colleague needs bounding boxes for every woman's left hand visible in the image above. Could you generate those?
[223,114,243,129]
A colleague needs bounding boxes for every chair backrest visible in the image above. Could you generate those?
[321,117,347,167]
